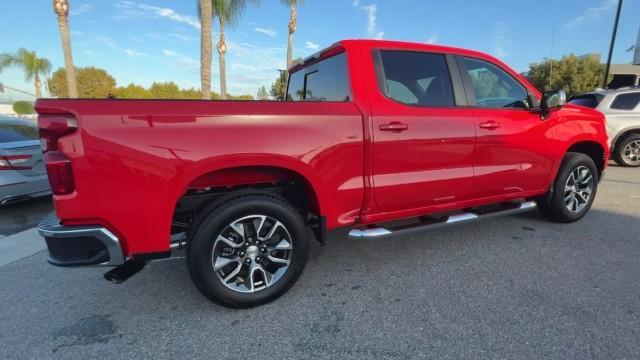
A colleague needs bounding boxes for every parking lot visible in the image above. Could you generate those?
[0,164,639,359]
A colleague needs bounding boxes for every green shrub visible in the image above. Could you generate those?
[12,101,35,115]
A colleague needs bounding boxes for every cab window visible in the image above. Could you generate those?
[460,57,529,109]
[375,50,455,107]
[286,52,351,102]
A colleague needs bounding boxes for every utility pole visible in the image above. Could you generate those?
[603,0,623,89]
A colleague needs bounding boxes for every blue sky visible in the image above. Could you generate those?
[1,0,639,100]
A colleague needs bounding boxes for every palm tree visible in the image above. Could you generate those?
[199,0,213,99]
[0,49,52,98]
[53,0,78,98]
[213,0,258,99]
[281,0,303,69]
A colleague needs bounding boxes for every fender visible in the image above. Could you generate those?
[171,153,326,218]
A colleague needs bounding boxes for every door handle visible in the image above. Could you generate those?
[479,121,500,130]
[379,122,409,132]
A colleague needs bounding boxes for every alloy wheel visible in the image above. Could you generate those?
[622,140,640,165]
[211,215,293,293]
[563,165,593,213]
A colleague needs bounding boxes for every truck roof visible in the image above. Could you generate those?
[292,39,508,71]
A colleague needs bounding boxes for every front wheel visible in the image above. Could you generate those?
[537,152,598,223]
[187,193,309,308]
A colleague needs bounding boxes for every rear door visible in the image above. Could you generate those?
[457,56,553,198]
[369,50,476,213]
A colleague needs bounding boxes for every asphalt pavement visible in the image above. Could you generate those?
[0,196,52,237]
[0,165,639,359]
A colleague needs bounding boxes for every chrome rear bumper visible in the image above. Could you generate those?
[38,213,125,267]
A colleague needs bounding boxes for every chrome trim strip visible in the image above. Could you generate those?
[349,201,538,239]
[348,227,392,238]
[446,213,479,224]
[38,213,125,266]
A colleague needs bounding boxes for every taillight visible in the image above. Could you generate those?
[44,151,75,195]
[38,115,78,195]
[38,116,77,152]
[0,155,33,170]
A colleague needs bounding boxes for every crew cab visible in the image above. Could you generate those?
[36,40,608,308]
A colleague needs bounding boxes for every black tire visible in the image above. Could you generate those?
[187,192,309,308]
[614,133,640,167]
[537,152,598,223]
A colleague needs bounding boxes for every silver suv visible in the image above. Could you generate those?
[569,88,640,167]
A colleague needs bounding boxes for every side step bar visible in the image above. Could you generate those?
[349,201,537,239]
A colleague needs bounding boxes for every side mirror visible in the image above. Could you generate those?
[541,90,567,110]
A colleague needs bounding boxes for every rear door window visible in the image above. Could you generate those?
[286,52,351,102]
[610,92,640,110]
[569,94,603,109]
[375,50,455,107]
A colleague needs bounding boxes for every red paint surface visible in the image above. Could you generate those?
[35,40,608,257]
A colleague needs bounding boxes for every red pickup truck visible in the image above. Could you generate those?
[36,40,608,308]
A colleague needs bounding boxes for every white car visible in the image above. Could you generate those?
[569,88,640,167]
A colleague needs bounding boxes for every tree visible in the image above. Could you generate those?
[115,83,151,99]
[199,0,213,99]
[53,0,78,98]
[213,0,259,99]
[0,49,52,98]
[181,87,202,99]
[257,85,269,100]
[12,101,35,115]
[229,94,254,100]
[528,54,607,96]
[48,66,116,98]
[270,70,288,100]
[149,82,182,99]
[281,0,303,69]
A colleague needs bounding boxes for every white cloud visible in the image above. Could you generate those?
[254,27,277,38]
[565,0,617,28]
[115,1,200,29]
[95,35,118,49]
[305,41,320,50]
[162,49,199,72]
[70,3,92,16]
[95,35,147,57]
[425,34,439,44]
[171,33,194,43]
[491,22,511,59]
[124,48,146,57]
[354,2,384,39]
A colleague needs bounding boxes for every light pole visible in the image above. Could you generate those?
[603,0,623,89]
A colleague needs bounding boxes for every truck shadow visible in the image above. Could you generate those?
[121,206,640,314]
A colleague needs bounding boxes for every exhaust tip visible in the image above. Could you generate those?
[104,259,146,283]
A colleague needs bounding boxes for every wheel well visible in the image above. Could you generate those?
[172,166,324,243]
[567,141,605,176]
[613,129,640,152]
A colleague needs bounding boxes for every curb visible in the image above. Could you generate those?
[0,227,46,268]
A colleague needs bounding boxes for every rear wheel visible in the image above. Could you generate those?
[537,152,598,223]
[614,134,640,167]
[187,193,309,308]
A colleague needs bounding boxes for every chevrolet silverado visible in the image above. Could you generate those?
[36,40,609,308]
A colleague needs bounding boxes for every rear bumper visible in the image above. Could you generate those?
[38,213,125,267]
[0,175,50,205]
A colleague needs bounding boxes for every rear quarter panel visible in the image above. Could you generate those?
[36,100,364,255]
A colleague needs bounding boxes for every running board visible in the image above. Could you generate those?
[349,201,537,239]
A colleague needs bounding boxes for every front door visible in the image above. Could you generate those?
[457,56,554,198]
[370,50,477,213]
